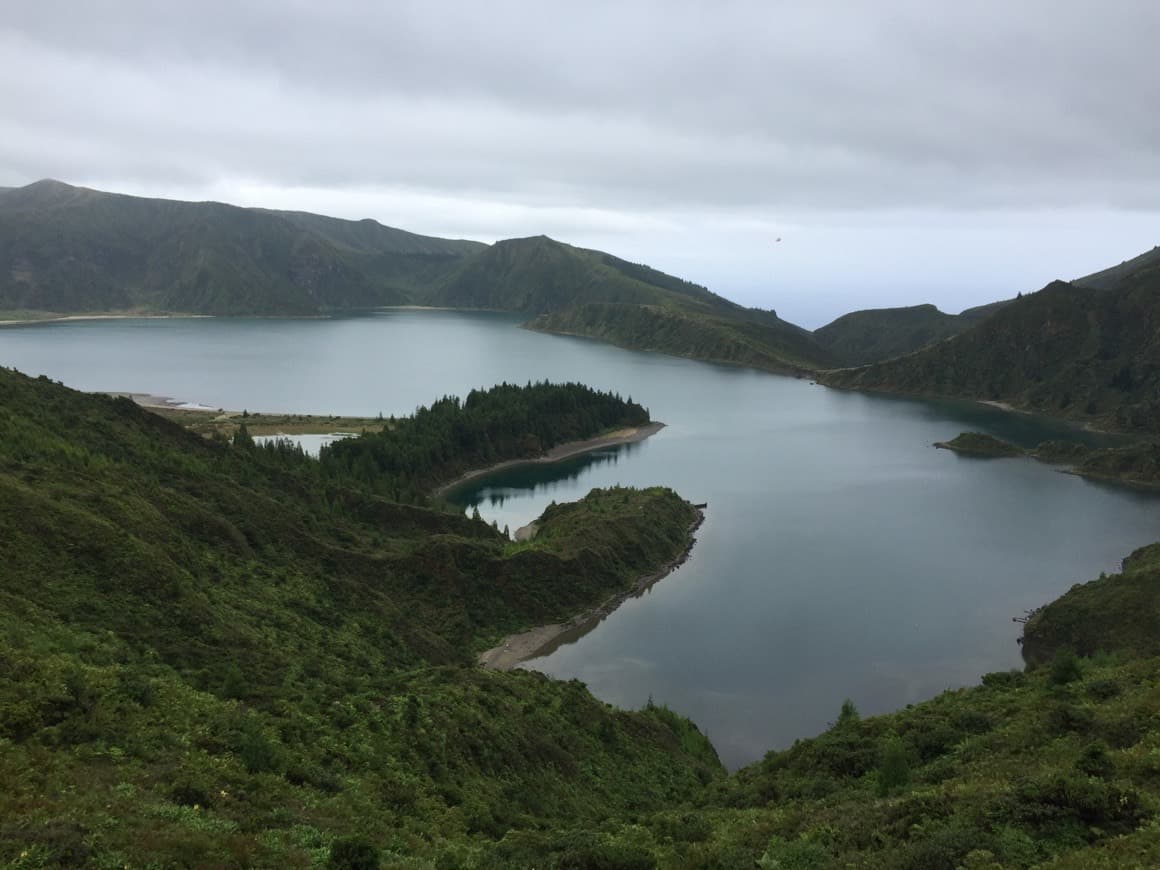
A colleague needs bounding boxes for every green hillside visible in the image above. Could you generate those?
[0,180,483,316]
[422,236,837,373]
[0,182,839,374]
[0,369,718,865]
[1073,245,1160,291]
[814,303,967,365]
[528,301,836,374]
[425,235,724,313]
[1022,542,1160,665]
[820,250,1160,432]
[5,368,1160,866]
[814,298,1017,366]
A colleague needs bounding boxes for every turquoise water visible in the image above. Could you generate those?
[4,310,1158,768]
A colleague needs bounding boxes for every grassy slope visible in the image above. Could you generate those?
[4,369,1160,866]
[0,183,836,373]
[820,256,1160,432]
[428,235,838,374]
[1022,542,1160,664]
[527,301,835,374]
[0,370,719,866]
[0,180,482,315]
[814,303,970,366]
[425,235,724,314]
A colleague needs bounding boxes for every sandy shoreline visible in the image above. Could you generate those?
[478,505,705,670]
[0,313,211,327]
[433,421,666,498]
[977,399,1021,413]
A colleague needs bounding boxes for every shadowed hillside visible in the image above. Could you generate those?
[821,246,1160,432]
[0,180,483,316]
[5,366,1160,866]
[431,235,835,373]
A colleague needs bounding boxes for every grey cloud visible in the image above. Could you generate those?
[4,1,1160,212]
[2,0,1160,326]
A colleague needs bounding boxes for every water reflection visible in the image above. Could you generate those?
[447,442,639,513]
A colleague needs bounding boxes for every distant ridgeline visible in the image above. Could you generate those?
[0,180,484,316]
[0,181,837,374]
[6,180,1160,404]
[6,366,1160,865]
[318,380,649,500]
[820,246,1160,433]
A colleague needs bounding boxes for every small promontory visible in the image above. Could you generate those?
[933,431,1025,457]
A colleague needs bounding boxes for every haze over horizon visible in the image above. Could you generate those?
[3,1,1157,328]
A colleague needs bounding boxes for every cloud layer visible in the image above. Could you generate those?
[3,1,1158,324]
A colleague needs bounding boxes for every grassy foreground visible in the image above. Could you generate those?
[3,368,1160,867]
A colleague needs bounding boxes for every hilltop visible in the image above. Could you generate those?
[820,244,1160,432]
[0,180,483,316]
[813,297,1017,367]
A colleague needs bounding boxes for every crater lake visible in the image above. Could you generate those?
[5,309,1159,768]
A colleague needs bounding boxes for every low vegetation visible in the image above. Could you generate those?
[934,431,1025,457]
[528,300,835,374]
[822,259,1160,433]
[932,430,1160,488]
[0,369,719,866]
[147,406,385,439]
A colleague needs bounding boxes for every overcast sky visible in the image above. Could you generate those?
[2,1,1158,327]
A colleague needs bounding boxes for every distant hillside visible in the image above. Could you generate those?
[1074,245,1160,290]
[435,235,836,373]
[813,298,1015,366]
[821,251,1160,432]
[427,235,730,313]
[0,182,839,373]
[529,301,836,374]
[814,304,965,365]
[0,180,483,316]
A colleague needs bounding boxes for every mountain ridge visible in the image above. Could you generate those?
[0,179,484,316]
[0,181,838,373]
[819,264,1160,432]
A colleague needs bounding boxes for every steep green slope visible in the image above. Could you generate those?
[814,303,967,365]
[821,257,1160,432]
[0,180,482,315]
[0,182,836,374]
[425,235,836,373]
[814,298,1018,366]
[5,367,1160,866]
[0,369,719,865]
[1074,245,1160,291]
[425,235,724,313]
[1022,542,1160,664]
[528,301,836,374]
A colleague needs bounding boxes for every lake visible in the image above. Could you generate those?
[4,310,1159,769]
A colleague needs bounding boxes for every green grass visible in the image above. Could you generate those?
[4,365,1160,866]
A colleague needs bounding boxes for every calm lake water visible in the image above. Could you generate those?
[4,310,1159,769]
